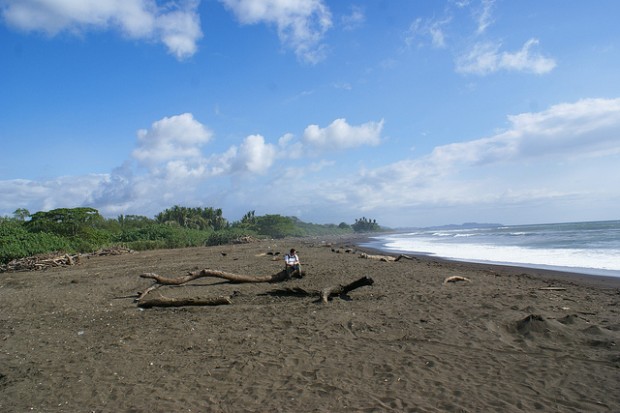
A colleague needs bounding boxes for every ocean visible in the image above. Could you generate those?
[364,220,620,278]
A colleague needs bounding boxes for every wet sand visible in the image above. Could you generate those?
[1,237,619,412]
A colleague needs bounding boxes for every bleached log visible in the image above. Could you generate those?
[136,268,300,301]
[358,252,413,262]
[443,275,471,284]
[359,252,396,262]
[137,295,232,308]
[140,268,291,285]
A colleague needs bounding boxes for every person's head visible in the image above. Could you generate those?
[290,248,296,254]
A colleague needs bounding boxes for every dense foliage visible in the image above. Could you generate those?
[352,217,381,233]
[0,206,382,264]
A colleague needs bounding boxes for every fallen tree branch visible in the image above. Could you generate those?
[137,268,302,301]
[140,268,295,285]
[137,295,232,308]
[265,276,374,303]
[321,276,375,303]
[135,283,162,302]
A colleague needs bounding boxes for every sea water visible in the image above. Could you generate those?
[365,220,620,277]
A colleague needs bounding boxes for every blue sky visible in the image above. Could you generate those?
[1,0,619,227]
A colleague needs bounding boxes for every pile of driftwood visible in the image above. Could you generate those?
[0,246,134,273]
[233,236,258,244]
[1,253,80,272]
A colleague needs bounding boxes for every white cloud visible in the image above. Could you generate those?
[233,134,276,174]
[132,113,213,167]
[0,0,202,59]
[456,38,557,75]
[302,118,384,150]
[329,98,620,215]
[341,5,364,31]
[475,0,495,34]
[405,16,450,49]
[428,98,620,166]
[155,2,202,59]
[3,100,619,226]
[219,0,332,64]
[0,175,111,215]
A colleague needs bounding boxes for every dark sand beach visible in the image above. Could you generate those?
[1,237,619,412]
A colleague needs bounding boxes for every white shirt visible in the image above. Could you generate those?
[285,253,299,265]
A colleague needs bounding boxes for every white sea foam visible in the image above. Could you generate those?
[377,237,620,277]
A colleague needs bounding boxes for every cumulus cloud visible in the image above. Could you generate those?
[132,113,213,167]
[456,38,556,75]
[219,0,332,64]
[0,0,202,59]
[4,100,619,225]
[233,134,277,174]
[302,118,384,151]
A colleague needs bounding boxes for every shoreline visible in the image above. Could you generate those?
[340,233,620,290]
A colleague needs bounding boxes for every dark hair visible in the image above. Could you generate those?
[290,248,296,254]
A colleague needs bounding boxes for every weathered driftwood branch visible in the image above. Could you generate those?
[140,268,294,285]
[137,268,302,302]
[137,295,232,308]
[135,284,162,302]
[358,253,413,262]
[320,275,374,303]
[443,275,471,284]
[266,276,374,303]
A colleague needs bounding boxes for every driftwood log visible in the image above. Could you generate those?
[140,268,296,285]
[137,295,232,308]
[443,275,471,284]
[320,276,374,303]
[358,252,413,262]
[266,276,374,303]
[136,268,301,302]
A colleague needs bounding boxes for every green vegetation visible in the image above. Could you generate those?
[351,217,381,233]
[0,206,384,264]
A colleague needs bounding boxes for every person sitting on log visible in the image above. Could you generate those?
[284,248,302,278]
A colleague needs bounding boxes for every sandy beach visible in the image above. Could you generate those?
[1,237,619,412]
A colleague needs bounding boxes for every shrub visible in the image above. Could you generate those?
[0,221,71,263]
[205,228,257,246]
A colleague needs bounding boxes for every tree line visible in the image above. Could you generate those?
[0,206,384,264]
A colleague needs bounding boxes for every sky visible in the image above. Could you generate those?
[1,0,619,228]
